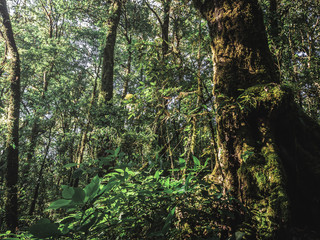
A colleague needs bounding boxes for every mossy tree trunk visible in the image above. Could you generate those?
[99,0,123,104]
[193,0,320,238]
[0,0,21,232]
[146,0,172,159]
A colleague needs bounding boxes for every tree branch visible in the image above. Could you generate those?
[145,0,163,26]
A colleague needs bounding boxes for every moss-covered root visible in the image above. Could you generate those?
[211,84,320,238]
[237,140,289,239]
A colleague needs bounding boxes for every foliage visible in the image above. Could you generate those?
[260,0,320,120]
[27,153,245,239]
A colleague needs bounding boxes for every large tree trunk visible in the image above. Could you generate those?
[0,0,21,232]
[99,0,123,104]
[194,0,320,238]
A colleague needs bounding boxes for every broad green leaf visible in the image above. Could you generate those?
[62,185,75,199]
[84,176,100,202]
[72,188,86,203]
[29,219,61,238]
[48,199,72,209]
[178,158,186,169]
[193,156,201,169]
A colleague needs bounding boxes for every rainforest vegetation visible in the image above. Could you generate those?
[0,0,320,239]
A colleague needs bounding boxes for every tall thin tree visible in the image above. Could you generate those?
[0,0,21,232]
[99,0,124,104]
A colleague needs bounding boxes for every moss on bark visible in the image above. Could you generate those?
[0,0,21,232]
[193,0,320,238]
[99,0,123,104]
[212,84,290,237]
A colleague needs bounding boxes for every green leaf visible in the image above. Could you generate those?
[63,163,77,169]
[62,185,75,199]
[185,173,192,191]
[29,218,61,238]
[162,207,176,235]
[114,169,124,174]
[79,212,98,233]
[48,199,72,209]
[164,189,173,194]
[60,217,76,224]
[84,176,100,202]
[203,158,209,168]
[100,180,119,195]
[154,170,160,181]
[72,188,86,203]
[193,156,201,169]
[114,147,120,157]
[178,158,186,169]
[125,167,136,176]
[164,178,170,187]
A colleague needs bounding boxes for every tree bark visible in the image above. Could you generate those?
[161,0,171,58]
[121,48,132,99]
[194,0,320,238]
[99,0,123,104]
[0,0,21,232]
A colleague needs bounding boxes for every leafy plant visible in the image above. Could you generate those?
[28,154,246,239]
